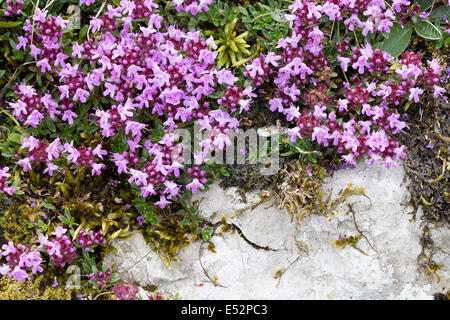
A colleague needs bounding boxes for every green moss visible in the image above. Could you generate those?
[142,216,198,269]
[274,160,328,222]
[0,200,34,245]
[0,275,73,300]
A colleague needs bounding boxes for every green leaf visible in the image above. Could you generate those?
[373,26,413,57]
[248,5,257,16]
[0,21,22,28]
[7,133,21,144]
[430,6,450,20]
[46,118,56,133]
[42,202,56,210]
[414,20,442,40]
[82,262,91,274]
[238,6,249,16]
[271,12,284,23]
[79,24,89,40]
[415,0,433,11]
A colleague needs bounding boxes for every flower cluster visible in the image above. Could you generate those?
[4,0,24,16]
[9,2,256,209]
[87,268,113,287]
[111,283,140,300]
[245,0,446,168]
[172,0,212,15]
[77,230,107,251]
[0,241,43,282]
[18,135,107,177]
[9,82,59,128]
[0,167,15,195]
[38,226,77,268]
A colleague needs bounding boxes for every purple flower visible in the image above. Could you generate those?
[186,178,205,194]
[91,163,105,176]
[45,138,63,161]
[288,127,302,142]
[409,87,424,103]
[216,69,238,85]
[312,126,330,147]
[154,195,171,209]
[36,58,51,73]
[43,162,60,176]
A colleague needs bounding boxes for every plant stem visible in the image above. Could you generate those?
[0,61,36,98]
[0,107,26,135]
[329,19,336,40]
[252,8,290,22]
[30,0,40,48]
[87,0,107,40]
[353,29,361,48]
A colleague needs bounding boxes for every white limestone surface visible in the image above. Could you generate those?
[103,162,449,300]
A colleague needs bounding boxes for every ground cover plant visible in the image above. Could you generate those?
[0,0,448,299]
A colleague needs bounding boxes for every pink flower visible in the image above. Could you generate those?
[140,184,156,198]
[433,85,445,98]
[337,56,351,72]
[36,58,51,73]
[265,52,282,67]
[21,136,40,151]
[43,162,60,176]
[216,69,238,86]
[62,110,77,125]
[16,36,29,50]
[64,142,80,164]
[93,144,108,160]
[9,266,29,282]
[46,138,63,161]
[381,156,396,168]
[322,2,340,20]
[17,158,32,172]
[342,153,356,166]
[73,88,90,103]
[269,98,284,113]
[409,87,424,103]
[154,195,171,209]
[285,105,300,122]
[283,84,301,102]
[307,2,322,19]
[90,17,103,33]
[312,127,330,147]
[288,127,302,142]
[128,169,148,186]
[24,110,44,128]
[313,105,327,120]
[186,178,205,194]
[337,99,349,112]
[53,226,67,238]
[91,163,105,176]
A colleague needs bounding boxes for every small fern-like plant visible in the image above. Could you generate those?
[213,18,251,69]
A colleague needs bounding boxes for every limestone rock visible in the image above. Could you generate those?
[104,162,449,299]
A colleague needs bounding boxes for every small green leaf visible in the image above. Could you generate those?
[373,26,413,57]
[414,20,442,40]
[7,133,21,144]
[42,202,56,210]
[271,12,284,23]
[430,6,450,20]
[0,21,22,28]
[415,0,433,11]
[238,6,249,16]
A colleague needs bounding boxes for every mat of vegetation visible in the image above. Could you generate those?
[0,0,448,300]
